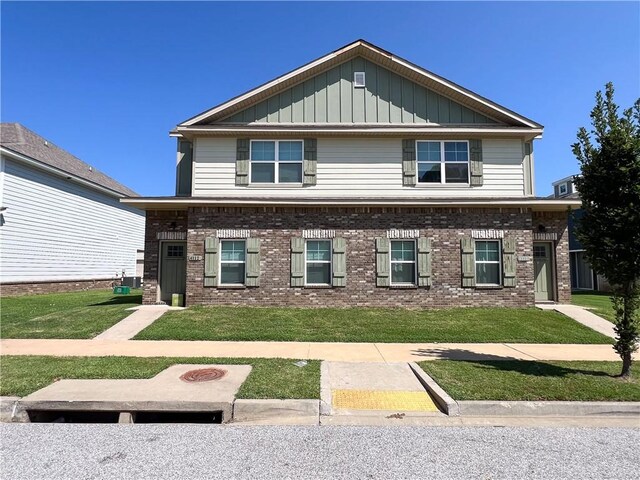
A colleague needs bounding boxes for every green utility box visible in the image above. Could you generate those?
[171,293,184,307]
[113,286,131,295]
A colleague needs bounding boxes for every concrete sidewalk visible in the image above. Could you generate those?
[94,306,173,341]
[0,339,626,362]
[537,304,616,339]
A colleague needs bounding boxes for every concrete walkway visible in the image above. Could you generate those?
[93,306,173,341]
[537,304,616,339]
[0,339,626,362]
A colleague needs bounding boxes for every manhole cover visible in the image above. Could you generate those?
[180,368,227,383]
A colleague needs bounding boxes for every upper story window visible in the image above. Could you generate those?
[390,240,416,286]
[354,71,366,87]
[559,183,568,195]
[250,140,303,184]
[475,240,501,286]
[417,141,469,184]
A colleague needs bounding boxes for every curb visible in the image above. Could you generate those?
[319,361,332,416]
[0,396,29,423]
[457,400,640,417]
[408,362,460,416]
[232,399,320,422]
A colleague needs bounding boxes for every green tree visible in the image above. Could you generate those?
[572,82,640,378]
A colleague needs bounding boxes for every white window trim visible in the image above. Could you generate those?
[219,239,247,286]
[559,183,568,195]
[474,239,502,286]
[416,140,470,185]
[304,239,332,286]
[390,239,417,286]
[249,139,304,185]
[354,71,366,87]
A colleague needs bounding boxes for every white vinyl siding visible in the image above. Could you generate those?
[0,158,145,283]
[192,137,528,198]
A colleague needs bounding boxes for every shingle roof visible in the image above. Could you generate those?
[0,123,138,197]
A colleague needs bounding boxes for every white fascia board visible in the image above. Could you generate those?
[1,147,125,199]
[175,125,543,136]
[121,197,581,211]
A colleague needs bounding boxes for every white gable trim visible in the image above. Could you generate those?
[179,40,541,129]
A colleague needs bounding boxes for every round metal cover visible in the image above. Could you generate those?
[180,368,227,382]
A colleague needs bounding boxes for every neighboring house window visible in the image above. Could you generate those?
[416,141,469,184]
[390,240,416,286]
[250,140,303,184]
[220,240,246,285]
[475,240,501,285]
[559,183,568,195]
[305,240,332,285]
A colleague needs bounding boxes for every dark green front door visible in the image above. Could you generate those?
[160,242,187,304]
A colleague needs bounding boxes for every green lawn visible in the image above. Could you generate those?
[572,291,616,323]
[419,360,640,401]
[1,289,142,339]
[0,356,320,399]
[134,306,612,344]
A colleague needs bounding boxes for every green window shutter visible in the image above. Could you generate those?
[290,237,305,287]
[402,139,416,186]
[461,237,476,288]
[470,139,483,186]
[376,237,390,287]
[417,237,432,287]
[502,237,517,287]
[332,237,346,287]
[204,237,219,287]
[303,138,317,186]
[236,138,250,186]
[245,238,261,287]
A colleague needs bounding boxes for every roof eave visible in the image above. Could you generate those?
[1,146,133,199]
[121,196,580,212]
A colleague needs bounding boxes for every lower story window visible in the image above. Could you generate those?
[306,240,331,285]
[220,240,246,285]
[391,240,416,285]
[475,240,501,285]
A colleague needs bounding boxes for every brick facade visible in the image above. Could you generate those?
[143,207,570,308]
[1,278,117,297]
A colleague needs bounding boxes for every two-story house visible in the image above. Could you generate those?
[551,175,608,291]
[123,40,580,307]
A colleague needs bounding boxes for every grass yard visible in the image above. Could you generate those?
[572,291,616,323]
[0,356,320,399]
[418,360,640,401]
[135,306,612,344]
[1,289,142,339]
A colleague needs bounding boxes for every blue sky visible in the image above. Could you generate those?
[2,1,638,196]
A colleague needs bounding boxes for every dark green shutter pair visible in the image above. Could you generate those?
[204,237,261,287]
[236,138,317,186]
[460,237,516,288]
[290,237,346,287]
[375,237,432,287]
[402,139,483,186]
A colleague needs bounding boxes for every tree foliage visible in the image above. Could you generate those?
[572,82,640,377]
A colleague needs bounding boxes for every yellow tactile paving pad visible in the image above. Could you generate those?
[332,389,439,412]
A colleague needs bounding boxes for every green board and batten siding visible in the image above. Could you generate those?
[222,58,499,125]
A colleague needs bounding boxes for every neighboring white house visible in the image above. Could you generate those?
[0,123,145,295]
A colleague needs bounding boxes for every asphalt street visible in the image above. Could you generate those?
[1,424,639,479]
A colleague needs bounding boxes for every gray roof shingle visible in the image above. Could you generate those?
[0,123,138,197]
